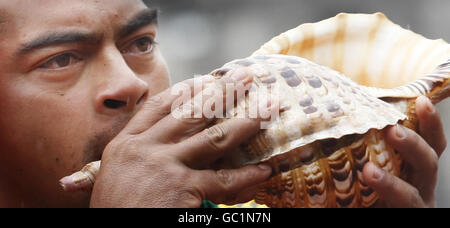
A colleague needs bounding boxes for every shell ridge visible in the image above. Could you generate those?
[246,13,450,208]
[367,59,450,100]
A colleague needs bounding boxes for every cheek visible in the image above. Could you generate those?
[0,82,97,203]
[36,96,94,164]
[0,89,93,174]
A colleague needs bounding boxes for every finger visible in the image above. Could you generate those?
[177,98,278,166]
[415,96,447,157]
[195,164,272,205]
[384,125,439,200]
[148,69,254,142]
[362,162,426,208]
[124,75,215,135]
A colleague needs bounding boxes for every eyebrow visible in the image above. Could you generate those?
[18,32,101,55]
[117,8,158,38]
[16,8,158,55]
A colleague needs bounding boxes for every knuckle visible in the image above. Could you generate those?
[145,95,164,109]
[176,101,203,120]
[204,125,227,152]
[143,95,170,116]
[215,169,233,190]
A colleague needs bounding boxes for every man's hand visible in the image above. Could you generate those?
[363,96,447,208]
[89,70,276,208]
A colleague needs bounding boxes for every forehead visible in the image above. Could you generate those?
[0,0,147,35]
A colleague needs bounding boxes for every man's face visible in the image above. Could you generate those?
[0,0,170,207]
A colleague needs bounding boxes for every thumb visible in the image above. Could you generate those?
[362,162,425,208]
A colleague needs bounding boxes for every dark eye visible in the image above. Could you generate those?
[39,53,81,70]
[122,36,155,55]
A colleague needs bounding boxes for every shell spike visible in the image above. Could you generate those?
[425,60,450,104]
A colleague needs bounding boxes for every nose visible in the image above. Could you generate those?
[94,48,149,115]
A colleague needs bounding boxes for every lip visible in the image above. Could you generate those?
[83,119,130,164]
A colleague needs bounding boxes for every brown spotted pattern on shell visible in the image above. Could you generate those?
[212,55,407,208]
[213,55,406,167]
[230,12,450,208]
[212,52,450,208]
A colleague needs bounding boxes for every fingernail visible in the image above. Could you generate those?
[258,164,272,171]
[418,96,435,114]
[395,125,406,140]
[371,164,384,181]
[425,97,436,114]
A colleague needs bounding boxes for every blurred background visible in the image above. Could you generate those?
[146,0,450,207]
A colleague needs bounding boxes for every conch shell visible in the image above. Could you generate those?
[253,12,450,89]
[60,13,450,208]
[244,12,450,207]
[213,54,449,208]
